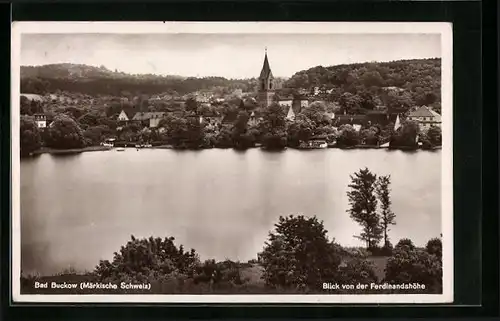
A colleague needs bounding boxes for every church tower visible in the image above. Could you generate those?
[257,49,275,108]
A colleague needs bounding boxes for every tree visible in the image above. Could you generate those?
[425,238,442,259]
[259,215,341,290]
[20,115,42,156]
[360,127,379,145]
[395,238,415,251]
[390,120,420,148]
[185,97,198,113]
[260,103,287,150]
[232,111,252,149]
[301,101,329,125]
[184,117,204,149]
[336,124,360,147]
[45,114,86,149]
[83,125,110,146]
[375,175,396,248]
[286,114,314,147]
[93,235,200,283]
[346,168,383,249]
[339,92,363,115]
[20,96,33,115]
[426,126,442,146]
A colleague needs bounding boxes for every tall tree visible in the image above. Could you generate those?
[375,175,396,247]
[346,168,383,249]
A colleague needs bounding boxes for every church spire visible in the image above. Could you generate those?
[259,48,273,79]
[257,48,276,108]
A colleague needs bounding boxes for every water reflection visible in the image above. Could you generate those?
[20,149,442,275]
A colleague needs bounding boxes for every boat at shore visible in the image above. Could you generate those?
[116,148,125,152]
[298,140,328,149]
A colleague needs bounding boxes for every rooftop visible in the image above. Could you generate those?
[408,106,434,118]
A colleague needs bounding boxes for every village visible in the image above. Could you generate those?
[20,51,442,154]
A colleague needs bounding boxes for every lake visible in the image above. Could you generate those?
[20,148,442,275]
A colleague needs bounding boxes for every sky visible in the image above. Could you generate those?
[21,33,441,79]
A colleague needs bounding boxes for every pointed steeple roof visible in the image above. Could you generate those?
[259,49,273,79]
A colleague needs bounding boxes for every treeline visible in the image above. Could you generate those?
[21,64,258,96]
[21,169,442,294]
[285,58,441,114]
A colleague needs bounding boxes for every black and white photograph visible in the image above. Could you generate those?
[12,22,453,303]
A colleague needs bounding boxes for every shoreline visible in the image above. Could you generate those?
[26,145,442,155]
[29,146,113,156]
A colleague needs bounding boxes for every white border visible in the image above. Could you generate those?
[11,21,453,304]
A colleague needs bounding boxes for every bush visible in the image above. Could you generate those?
[338,258,378,285]
[395,238,415,251]
[384,247,442,293]
[93,235,200,283]
[258,215,341,291]
[194,259,245,287]
[425,238,442,259]
[336,124,360,147]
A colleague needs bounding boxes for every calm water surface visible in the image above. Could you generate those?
[21,148,441,275]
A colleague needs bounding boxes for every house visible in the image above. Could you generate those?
[407,106,441,131]
[285,105,296,121]
[364,110,398,128]
[33,113,47,128]
[132,112,166,128]
[21,93,44,103]
[334,115,367,132]
[278,97,293,109]
[148,112,165,128]
[292,97,309,114]
[117,109,131,122]
[248,111,259,127]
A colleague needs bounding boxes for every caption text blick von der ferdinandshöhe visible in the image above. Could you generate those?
[323,282,426,291]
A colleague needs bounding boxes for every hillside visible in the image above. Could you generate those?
[20,59,441,113]
[21,64,260,97]
[284,58,441,112]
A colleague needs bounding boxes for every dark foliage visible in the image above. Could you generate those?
[384,241,442,293]
[20,115,42,156]
[45,114,86,149]
[259,215,341,290]
[425,238,442,258]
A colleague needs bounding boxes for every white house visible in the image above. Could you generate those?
[407,106,442,131]
[33,113,47,128]
[117,110,130,122]
[278,99,293,108]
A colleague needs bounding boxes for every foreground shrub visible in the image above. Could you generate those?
[338,258,378,285]
[258,215,341,291]
[194,259,245,286]
[93,235,200,283]
[384,246,442,293]
[425,238,442,259]
[395,238,415,251]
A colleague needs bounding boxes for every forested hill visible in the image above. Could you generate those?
[20,64,261,97]
[284,58,441,111]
